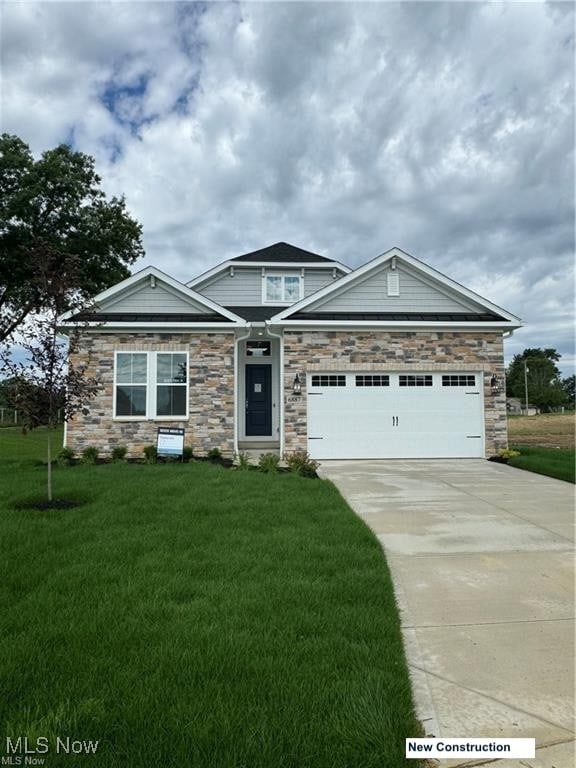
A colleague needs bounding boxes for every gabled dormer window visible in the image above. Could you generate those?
[263,273,303,303]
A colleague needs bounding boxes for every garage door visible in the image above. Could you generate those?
[307,372,484,459]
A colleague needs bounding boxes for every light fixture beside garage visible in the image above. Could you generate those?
[490,374,504,394]
[293,374,302,395]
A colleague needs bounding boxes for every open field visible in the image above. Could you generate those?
[0,427,421,768]
[507,413,575,483]
[508,412,575,448]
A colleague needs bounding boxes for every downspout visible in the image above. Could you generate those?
[234,325,252,457]
[265,323,284,457]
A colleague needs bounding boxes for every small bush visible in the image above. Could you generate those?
[111,445,127,463]
[143,445,157,464]
[498,448,521,460]
[207,447,222,462]
[183,446,194,463]
[235,452,251,470]
[81,446,99,465]
[285,450,320,478]
[258,453,280,474]
[56,447,75,467]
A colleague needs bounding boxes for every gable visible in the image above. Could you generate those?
[196,266,346,306]
[99,279,213,315]
[301,263,481,315]
[270,247,522,326]
[58,266,246,328]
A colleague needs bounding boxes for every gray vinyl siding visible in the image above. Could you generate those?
[100,283,212,314]
[197,267,343,306]
[303,265,483,314]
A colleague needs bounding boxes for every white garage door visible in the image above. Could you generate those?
[307,372,484,459]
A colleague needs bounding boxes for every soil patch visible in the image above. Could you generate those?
[508,413,575,448]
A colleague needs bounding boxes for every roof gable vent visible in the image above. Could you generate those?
[387,271,400,297]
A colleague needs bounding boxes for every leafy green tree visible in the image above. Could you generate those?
[562,374,575,408]
[506,348,567,411]
[0,133,144,342]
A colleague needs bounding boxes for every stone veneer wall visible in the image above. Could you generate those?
[283,330,507,457]
[67,332,235,458]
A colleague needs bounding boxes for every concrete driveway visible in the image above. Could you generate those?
[318,460,575,767]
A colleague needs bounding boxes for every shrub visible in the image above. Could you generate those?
[81,446,99,465]
[258,452,280,474]
[56,447,75,467]
[285,450,320,478]
[498,448,521,460]
[143,445,157,464]
[183,446,194,463]
[111,445,127,463]
[235,451,251,471]
[207,447,222,462]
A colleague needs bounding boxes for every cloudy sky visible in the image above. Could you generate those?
[1,1,574,373]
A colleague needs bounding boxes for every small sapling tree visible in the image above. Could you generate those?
[1,254,100,503]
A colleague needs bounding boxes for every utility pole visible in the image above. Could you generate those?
[524,360,529,415]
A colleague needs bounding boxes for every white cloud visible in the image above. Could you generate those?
[0,0,573,370]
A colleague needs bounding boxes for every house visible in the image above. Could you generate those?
[506,397,540,416]
[60,242,523,460]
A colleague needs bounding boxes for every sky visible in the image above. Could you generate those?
[1,0,574,374]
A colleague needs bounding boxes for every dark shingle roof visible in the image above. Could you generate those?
[289,312,505,322]
[75,312,230,323]
[230,242,332,263]
[224,306,288,321]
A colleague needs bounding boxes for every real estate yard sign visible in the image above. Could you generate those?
[157,427,185,457]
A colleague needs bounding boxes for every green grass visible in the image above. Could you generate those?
[509,445,575,484]
[0,428,421,767]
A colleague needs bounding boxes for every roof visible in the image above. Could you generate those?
[289,312,505,322]
[224,306,288,321]
[74,312,230,323]
[230,242,332,263]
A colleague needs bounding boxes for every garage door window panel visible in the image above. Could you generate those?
[442,375,476,387]
[356,375,389,387]
[311,375,346,387]
[399,375,433,387]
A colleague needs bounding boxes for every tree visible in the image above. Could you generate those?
[506,348,567,412]
[0,262,100,504]
[562,374,575,408]
[0,133,144,342]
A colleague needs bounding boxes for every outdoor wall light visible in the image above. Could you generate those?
[490,374,503,394]
[293,374,302,395]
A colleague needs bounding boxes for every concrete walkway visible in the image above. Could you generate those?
[318,460,575,768]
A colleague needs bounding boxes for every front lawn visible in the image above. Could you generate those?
[0,428,421,767]
[509,445,575,484]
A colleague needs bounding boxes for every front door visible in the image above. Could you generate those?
[245,365,272,436]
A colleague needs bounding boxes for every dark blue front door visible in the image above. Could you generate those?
[245,365,272,436]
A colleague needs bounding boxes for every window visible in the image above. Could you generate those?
[115,353,147,416]
[356,375,389,387]
[264,274,302,303]
[399,374,433,387]
[442,375,476,387]
[246,341,271,357]
[311,375,346,387]
[114,352,188,419]
[156,353,187,417]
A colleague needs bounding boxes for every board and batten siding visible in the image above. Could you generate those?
[100,282,212,314]
[197,268,343,306]
[303,265,482,314]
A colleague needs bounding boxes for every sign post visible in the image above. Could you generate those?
[156,427,185,460]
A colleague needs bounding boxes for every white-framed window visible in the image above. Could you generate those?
[114,351,189,420]
[262,273,303,303]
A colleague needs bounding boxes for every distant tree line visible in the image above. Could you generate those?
[506,348,574,411]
